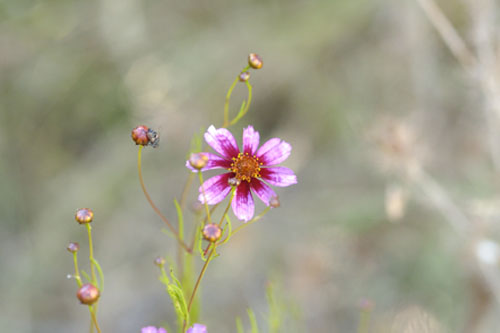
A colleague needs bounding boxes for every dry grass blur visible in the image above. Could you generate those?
[2,0,500,332]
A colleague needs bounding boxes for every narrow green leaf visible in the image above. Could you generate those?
[174,198,184,241]
[247,308,259,333]
[90,258,104,291]
[236,316,244,333]
[80,270,91,283]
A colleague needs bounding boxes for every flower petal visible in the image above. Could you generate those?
[250,178,276,206]
[198,173,232,205]
[260,167,297,187]
[204,125,240,158]
[186,324,207,333]
[232,181,255,222]
[256,138,292,165]
[186,153,231,172]
[242,125,260,155]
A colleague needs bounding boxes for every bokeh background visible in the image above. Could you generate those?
[2,0,500,332]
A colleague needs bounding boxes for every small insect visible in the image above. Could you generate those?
[146,128,160,148]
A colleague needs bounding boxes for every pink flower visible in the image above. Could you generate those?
[186,323,207,333]
[141,326,167,333]
[186,125,297,221]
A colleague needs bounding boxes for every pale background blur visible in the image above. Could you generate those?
[2,0,500,332]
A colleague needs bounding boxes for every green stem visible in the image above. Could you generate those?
[73,252,82,287]
[137,146,192,253]
[89,306,102,333]
[85,224,97,285]
[223,65,251,127]
[228,207,270,239]
[218,187,236,227]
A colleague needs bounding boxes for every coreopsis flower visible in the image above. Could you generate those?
[186,323,207,333]
[186,125,297,221]
[141,326,167,333]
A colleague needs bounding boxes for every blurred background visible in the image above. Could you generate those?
[2,0,500,332]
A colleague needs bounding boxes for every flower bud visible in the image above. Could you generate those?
[189,153,209,170]
[77,283,100,305]
[131,125,150,146]
[154,256,166,267]
[75,208,94,224]
[269,196,280,208]
[228,177,241,187]
[248,53,263,69]
[67,242,80,253]
[202,223,222,242]
[239,71,250,82]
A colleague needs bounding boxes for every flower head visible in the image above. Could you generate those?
[75,208,94,224]
[141,326,167,333]
[186,125,297,221]
[186,324,207,333]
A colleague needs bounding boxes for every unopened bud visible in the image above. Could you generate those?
[228,177,241,187]
[269,196,280,208]
[131,125,150,146]
[67,242,80,253]
[202,223,222,242]
[77,283,100,305]
[75,208,94,224]
[248,53,263,69]
[154,256,166,267]
[189,153,209,170]
[239,71,250,82]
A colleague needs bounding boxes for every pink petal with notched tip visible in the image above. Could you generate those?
[242,125,260,155]
[204,125,240,158]
[231,181,255,222]
[256,138,292,165]
[250,178,277,206]
[198,173,232,205]
[260,167,297,187]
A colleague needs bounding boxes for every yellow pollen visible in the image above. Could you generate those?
[229,153,261,182]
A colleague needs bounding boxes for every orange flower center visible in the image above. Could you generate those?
[230,152,262,182]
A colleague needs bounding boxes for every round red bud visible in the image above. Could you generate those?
[75,208,94,224]
[67,242,80,253]
[202,223,222,242]
[189,153,209,170]
[248,53,263,69]
[154,256,166,267]
[131,125,150,146]
[239,71,250,82]
[77,283,100,305]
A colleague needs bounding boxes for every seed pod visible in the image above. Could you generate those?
[67,242,80,253]
[131,125,150,146]
[77,283,100,305]
[189,153,209,170]
[269,196,280,208]
[248,53,263,69]
[154,256,166,267]
[239,71,250,82]
[75,208,94,224]
[202,223,222,242]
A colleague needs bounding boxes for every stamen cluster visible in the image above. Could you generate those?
[229,152,262,182]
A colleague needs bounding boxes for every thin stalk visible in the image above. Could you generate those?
[223,65,251,127]
[218,187,236,227]
[229,207,271,239]
[184,245,217,331]
[137,146,191,253]
[85,224,97,285]
[73,252,82,287]
[89,307,102,333]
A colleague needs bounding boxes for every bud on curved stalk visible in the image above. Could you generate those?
[75,208,94,224]
[189,153,209,170]
[239,71,250,82]
[77,283,100,305]
[202,223,222,242]
[248,53,263,69]
[132,126,160,147]
[67,242,80,253]
[154,256,166,267]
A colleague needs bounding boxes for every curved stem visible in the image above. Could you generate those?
[89,307,102,333]
[223,65,251,127]
[228,207,270,239]
[184,245,217,331]
[137,146,192,253]
[218,187,236,227]
[85,224,97,285]
[72,252,82,287]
